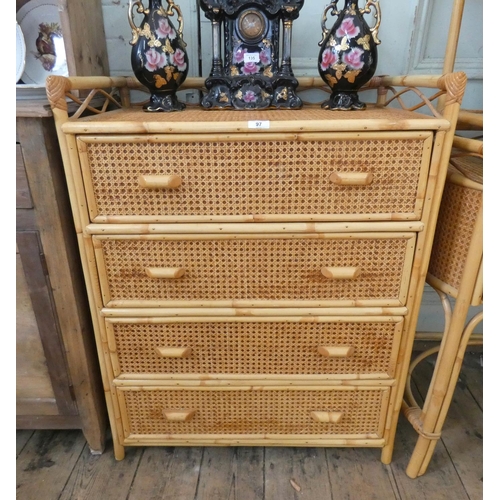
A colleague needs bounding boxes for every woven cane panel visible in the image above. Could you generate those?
[83,138,425,219]
[428,165,482,290]
[121,388,387,436]
[98,237,410,303]
[450,154,483,184]
[111,321,400,376]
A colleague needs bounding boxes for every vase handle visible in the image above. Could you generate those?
[318,1,341,47]
[361,0,382,45]
[166,1,186,48]
[128,0,146,45]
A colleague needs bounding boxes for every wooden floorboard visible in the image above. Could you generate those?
[128,446,204,500]
[16,429,34,457]
[16,353,482,500]
[264,447,332,500]
[325,447,400,499]
[16,430,86,500]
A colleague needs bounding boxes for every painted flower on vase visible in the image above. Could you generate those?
[233,47,247,64]
[171,48,187,71]
[243,90,257,103]
[320,47,339,71]
[259,48,271,65]
[336,17,360,39]
[342,47,364,70]
[156,17,176,40]
[145,49,167,72]
[242,61,259,74]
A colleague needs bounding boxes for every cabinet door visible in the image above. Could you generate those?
[16,231,78,425]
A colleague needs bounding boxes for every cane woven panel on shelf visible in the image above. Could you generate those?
[427,157,483,302]
[46,74,466,463]
[79,134,431,221]
[108,319,403,377]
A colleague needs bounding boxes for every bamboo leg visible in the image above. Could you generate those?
[405,207,483,478]
[380,442,393,464]
[113,441,126,461]
[414,312,483,476]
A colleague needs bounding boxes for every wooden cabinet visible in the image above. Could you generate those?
[16,0,109,452]
[46,73,466,462]
[16,102,107,452]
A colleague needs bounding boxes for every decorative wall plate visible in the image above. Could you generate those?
[17,0,68,85]
[16,22,26,83]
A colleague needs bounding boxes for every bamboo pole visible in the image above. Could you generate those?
[101,309,407,319]
[122,437,387,447]
[85,223,424,235]
[381,74,465,464]
[114,376,396,385]
[406,204,483,478]
[415,310,483,476]
[443,0,466,75]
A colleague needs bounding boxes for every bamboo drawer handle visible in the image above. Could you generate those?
[155,347,192,358]
[310,411,343,423]
[329,172,373,186]
[145,267,186,279]
[321,267,361,280]
[138,174,182,189]
[163,409,196,422]
[317,346,355,358]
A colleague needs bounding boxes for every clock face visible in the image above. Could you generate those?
[238,9,266,43]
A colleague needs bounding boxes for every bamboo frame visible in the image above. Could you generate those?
[404,154,483,478]
[45,72,466,462]
[402,0,483,473]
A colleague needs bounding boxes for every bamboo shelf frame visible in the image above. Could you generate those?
[46,72,466,465]
[404,115,483,479]
[403,0,483,478]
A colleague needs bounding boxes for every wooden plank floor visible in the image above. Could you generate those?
[16,352,482,500]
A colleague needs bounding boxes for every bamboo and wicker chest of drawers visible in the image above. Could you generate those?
[46,73,466,462]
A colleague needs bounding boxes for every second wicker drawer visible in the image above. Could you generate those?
[106,316,404,379]
[95,233,417,308]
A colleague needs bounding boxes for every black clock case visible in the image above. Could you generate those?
[200,0,304,110]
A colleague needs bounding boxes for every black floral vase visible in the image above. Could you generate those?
[318,0,381,110]
[128,0,189,112]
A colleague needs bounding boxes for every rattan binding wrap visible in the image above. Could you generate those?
[109,320,403,377]
[120,387,389,437]
[97,236,413,304]
[427,157,483,300]
[82,136,427,220]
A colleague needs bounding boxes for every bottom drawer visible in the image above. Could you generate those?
[118,386,391,444]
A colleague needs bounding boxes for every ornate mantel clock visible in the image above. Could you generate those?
[199,0,304,110]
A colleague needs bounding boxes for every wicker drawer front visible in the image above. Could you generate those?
[107,318,403,378]
[78,133,431,222]
[95,234,415,307]
[118,386,390,439]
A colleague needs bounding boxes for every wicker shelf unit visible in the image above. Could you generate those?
[46,73,466,463]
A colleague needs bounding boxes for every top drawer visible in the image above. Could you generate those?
[77,132,433,223]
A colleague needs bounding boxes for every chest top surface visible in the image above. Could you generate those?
[61,105,450,135]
